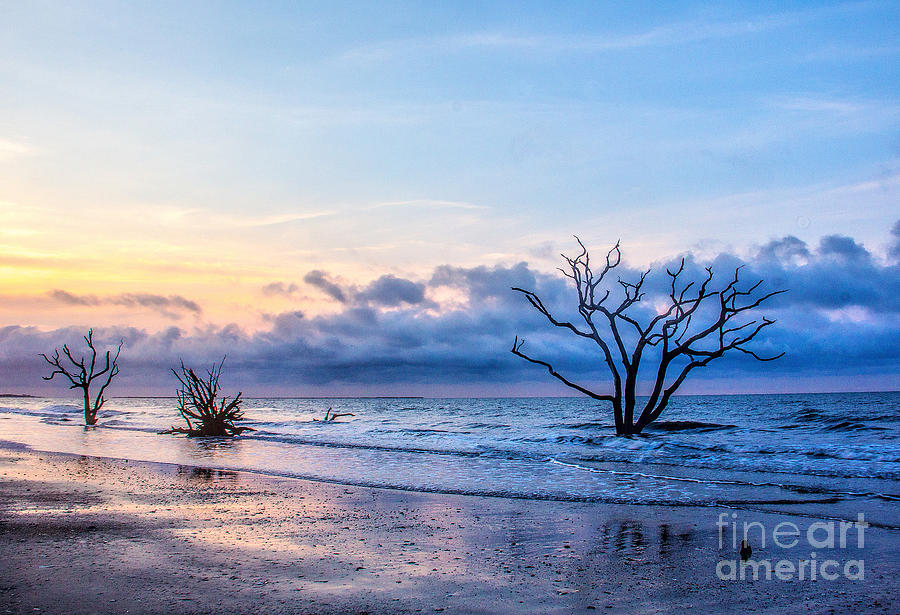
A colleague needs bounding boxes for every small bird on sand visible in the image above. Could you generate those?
[740,540,752,561]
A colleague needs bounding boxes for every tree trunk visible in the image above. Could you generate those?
[83,388,96,425]
[612,401,625,434]
[617,423,642,436]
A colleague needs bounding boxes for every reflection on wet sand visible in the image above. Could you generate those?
[1,449,896,614]
[177,466,239,482]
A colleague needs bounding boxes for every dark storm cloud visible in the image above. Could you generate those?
[48,290,202,318]
[746,234,900,313]
[8,224,899,394]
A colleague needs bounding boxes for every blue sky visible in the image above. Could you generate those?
[0,1,897,395]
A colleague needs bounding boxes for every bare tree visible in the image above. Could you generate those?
[168,357,252,437]
[511,239,785,435]
[40,329,123,425]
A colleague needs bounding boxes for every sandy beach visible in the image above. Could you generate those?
[0,445,896,614]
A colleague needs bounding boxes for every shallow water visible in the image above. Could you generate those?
[1,393,897,527]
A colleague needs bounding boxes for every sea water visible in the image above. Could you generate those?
[1,393,897,527]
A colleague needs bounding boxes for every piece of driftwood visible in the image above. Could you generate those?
[164,357,253,437]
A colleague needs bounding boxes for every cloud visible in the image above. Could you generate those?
[365,199,485,211]
[303,270,347,303]
[889,221,900,261]
[334,3,870,64]
[746,233,899,313]
[261,282,299,297]
[357,275,429,307]
[48,289,98,306]
[6,224,899,395]
[303,271,433,308]
[817,235,871,263]
[757,235,811,265]
[117,294,201,314]
[161,208,336,229]
[48,290,202,319]
[430,262,542,304]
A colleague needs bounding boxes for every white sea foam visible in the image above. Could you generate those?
[0,393,897,526]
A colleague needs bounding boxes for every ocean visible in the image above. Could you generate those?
[1,392,897,527]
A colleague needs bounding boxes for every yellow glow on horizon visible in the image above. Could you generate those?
[0,178,518,334]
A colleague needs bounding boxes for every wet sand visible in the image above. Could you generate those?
[0,447,896,614]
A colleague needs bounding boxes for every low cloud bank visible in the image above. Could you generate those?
[3,225,898,395]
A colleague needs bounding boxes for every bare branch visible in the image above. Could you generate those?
[511,337,615,403]
[511,287,594,339]
[93,340,123,412]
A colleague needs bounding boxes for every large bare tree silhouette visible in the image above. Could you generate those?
[512,239,785,435]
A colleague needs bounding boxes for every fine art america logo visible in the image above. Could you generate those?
[716,512,868,581]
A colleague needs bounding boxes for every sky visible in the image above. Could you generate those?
[0,1,898,396]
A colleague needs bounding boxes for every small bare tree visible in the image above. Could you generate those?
[40,329,123,425]
[168,357,252,437]
[512,239,785,435]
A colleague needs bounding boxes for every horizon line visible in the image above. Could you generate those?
[7,389,898,401]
